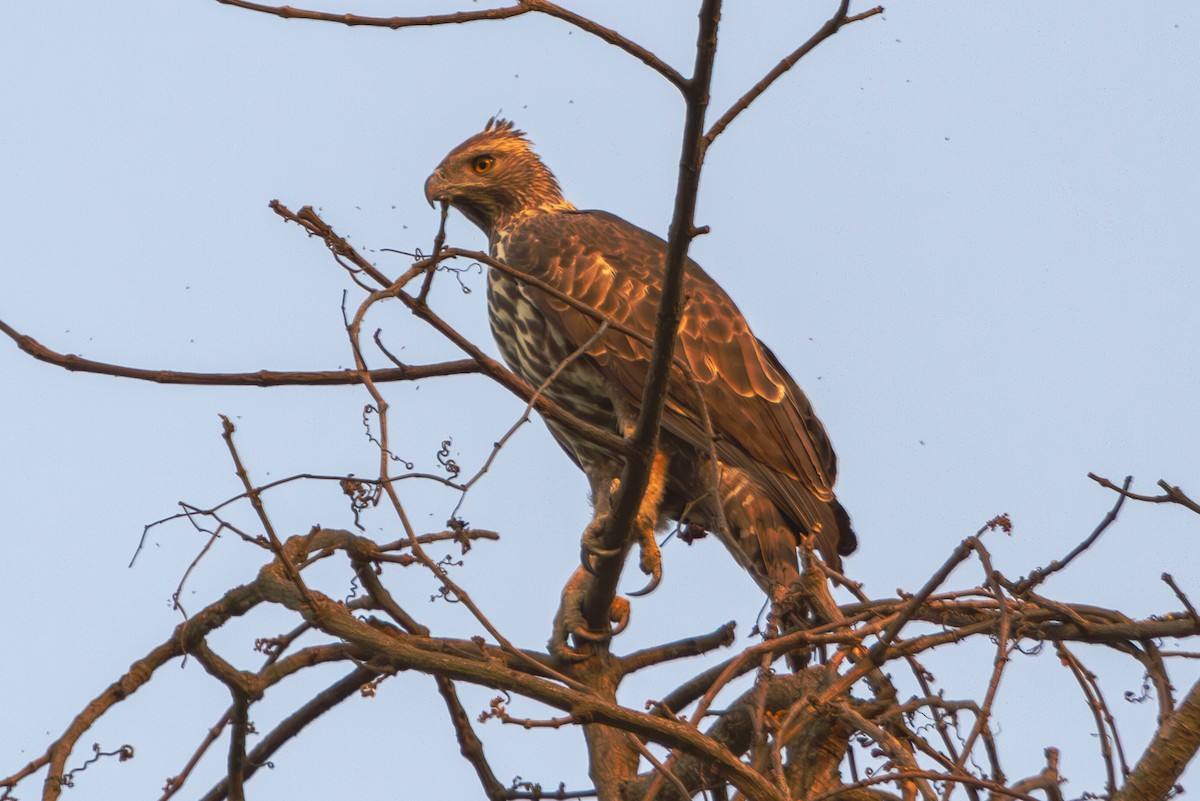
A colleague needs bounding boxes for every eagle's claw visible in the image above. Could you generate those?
[579,516,620,574]
[549,567,631,660]
[627,565,661,597]
[627,527,663,597]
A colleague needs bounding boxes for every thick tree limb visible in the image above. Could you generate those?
[1110,675,1200,801]
[250,532,786,801]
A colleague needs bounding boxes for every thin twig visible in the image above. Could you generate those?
[1163,573,1200,624]
[945,538,1010,796]
[417,201,449,303]
[1012,475,1131,594]
[220,416,319,611]
[704,2,884,146]
[1055,643,1121,795]
[1089,472,1200,516]
[522,0,686,89]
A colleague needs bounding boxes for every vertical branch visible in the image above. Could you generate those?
[581,0,722,631]
[417,202,449,303]
[1055,643,1120,795]
[945,539,1011,794]
[225,693,250,801]
[574,7,722,792]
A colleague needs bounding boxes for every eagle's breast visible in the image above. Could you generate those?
[487,230,621,467]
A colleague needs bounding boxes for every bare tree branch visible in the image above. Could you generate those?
[621,621,737,674]
[704,2,884,146]
[0,317,479,385]
[214,0,528,28]
[1111,675,1200,801]
[581,0,721,633]
[521,0,686,89]
[1089,472,1200,516]
[437,677,510,801]
[197,668,379,801]
[1011,476,1132,594]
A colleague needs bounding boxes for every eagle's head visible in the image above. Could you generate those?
[425,118,573,234]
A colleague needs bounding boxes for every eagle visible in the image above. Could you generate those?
[425,119,855,615]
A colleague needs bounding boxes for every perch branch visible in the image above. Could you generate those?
[580,0,721,634]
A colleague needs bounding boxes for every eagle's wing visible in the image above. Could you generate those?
[500,210,851,562]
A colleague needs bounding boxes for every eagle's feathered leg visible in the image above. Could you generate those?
[579,450,669,587]
[577,384,670,594]
[717,465,833,668]
[628,451,669,596]
[579,474,622,571]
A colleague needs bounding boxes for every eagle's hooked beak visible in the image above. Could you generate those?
[424,170,447,209]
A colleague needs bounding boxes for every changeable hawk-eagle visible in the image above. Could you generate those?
[425,119,855,602]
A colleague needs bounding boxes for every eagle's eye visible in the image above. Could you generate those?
[472,155,495,175]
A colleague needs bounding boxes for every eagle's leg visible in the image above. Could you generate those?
[552,453,669,659]
[628,451,669,596]
[578,450,623,571]
[578,451,669,592]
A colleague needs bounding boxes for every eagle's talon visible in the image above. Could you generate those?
[579,546,599,576]
[627,565,661,597]
[552,641,592,662]
[550,569,632,660]
[571,625,611,643]
[627,522,663,597]
[580,540,621,559]
[579,543,620,576]
[579,516,620,574]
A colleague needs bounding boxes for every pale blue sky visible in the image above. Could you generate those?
[2,2,1198,798]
